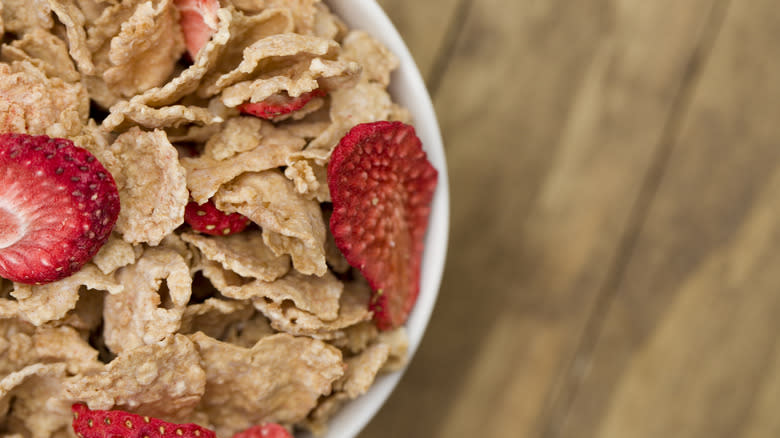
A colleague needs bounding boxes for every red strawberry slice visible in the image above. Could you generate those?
[174,0,219,59]
[184,198,251,236]
[238,89,325,120]
[232,424,293,438]
[0,133,120,284]
[328,121,438,330]
[72,404,216,438]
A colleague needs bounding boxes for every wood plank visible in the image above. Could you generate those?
[375,0,463,81]
[554,1,780,437]
[362,0,721,437]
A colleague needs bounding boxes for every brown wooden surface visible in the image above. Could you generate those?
[362,1,780,437]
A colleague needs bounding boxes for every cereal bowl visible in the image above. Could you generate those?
[310,2,450,437]
[0,0,448,436]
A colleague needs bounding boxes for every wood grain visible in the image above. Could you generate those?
[555,0,780,437]
[360,0,730,437]
[375,0,463,81]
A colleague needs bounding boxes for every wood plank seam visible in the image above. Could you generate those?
[425,0,474,97]
[537,0,736,436]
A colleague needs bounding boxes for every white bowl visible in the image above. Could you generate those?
[306,2,450,438]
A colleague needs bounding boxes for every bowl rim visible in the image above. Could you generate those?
[307,1,451,438]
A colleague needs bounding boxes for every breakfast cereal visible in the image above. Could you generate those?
[251,275,372,338]
[102,100,222,131]
[32,326,102,374]
[0,0,435,435]
[213,170,328,276]
[182,121,305,203]
[47,0,93,75]
[64,334,206,419]
[181,231,290,280]
[196,8,295,98]
[102,0,184,98]
[178,297,255,338]
[0,363,70,437]
[190,331,343,436]
[4,0,53,36]
[110,128,189,245]
[1,28,80,83]
[0,61,87,137]
[91,234,138,275]
[3,265,121,326]
[103,248,191,353]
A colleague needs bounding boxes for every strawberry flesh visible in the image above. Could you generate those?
[238,89,325,120]
[184,198,251,236]
[72,404,216,438]
[328,121,438,330]
[0,133,120,284]
[232,424,293,438]
[174,0,219,59]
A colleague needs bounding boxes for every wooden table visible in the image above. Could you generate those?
[361,1,780,437]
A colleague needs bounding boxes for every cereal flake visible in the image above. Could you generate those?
[252,275,372,337]
[7,264,121,326]
[305,342,390,432]
[220,57,361,109]
[213,33,339,93]
[102,101,222,132]
[102,0,185,98]
[312,1,346,41]
[1,28,80,83]
[182,121,306,204]
[131,7,233,108]
[222,313,275,348]
[197,7,295,97]
[91,233,138,275]
[0,318,36,377]
[327,320,379,354]
[190,331,343,436]
[213,170,327,276]
[48,0,94,74]
[0,363,70,438]
[0,61,88,138]
[306,81,402,158]
[110,128,189,246]
[32,326,103,375]
[103,248,192,353]
[284,157,330,202]
[341,30,399,87]
[4,0,53,35]
[336,342,390,398]
[179,298,255,339]
[65,334,206,420]
[207,268,342,321]
[183,231,290,281]
[376,327,410,372]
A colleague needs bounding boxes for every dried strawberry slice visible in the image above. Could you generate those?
[232,424,292,438]
[238,89,325,120]
[184,198,251,236]
[328,121,438,330]
[174,0,219,59]
[0,133,120,284]
[72,404,216,438]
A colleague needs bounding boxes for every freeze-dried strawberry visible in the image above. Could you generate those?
[328,121,438,330]
[238,89,325,120]
[232,424,292,438]
[184,198,251,236]
[72,404,216,438]
[174,0,220,59]
[0,133,120,284]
